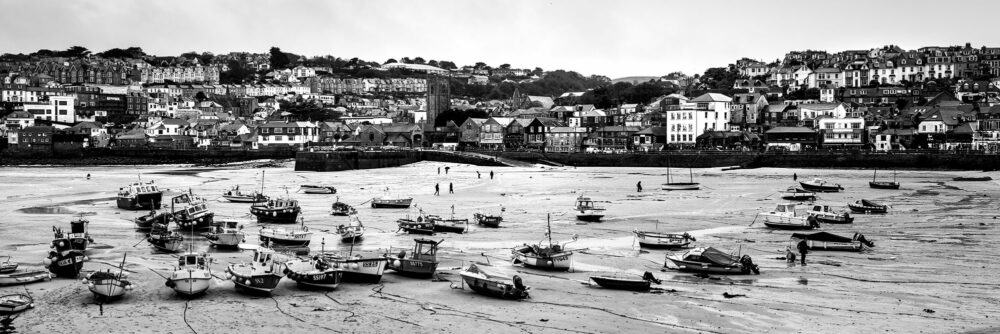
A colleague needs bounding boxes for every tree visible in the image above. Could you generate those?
[384,58,397,64]
[198,52,214,65]
[532,67,544,76]
[427,60,439,67]
[401,57,412,64]
[413,57,426,64]
[499,64,511,69]
[195,91,208,102]
[269,47,290,69]
[64,46,90,58]
[438,61,457,70]
[474,62,487,69]
[180,51,200,59]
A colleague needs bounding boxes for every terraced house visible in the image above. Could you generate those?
[257,121,318,147]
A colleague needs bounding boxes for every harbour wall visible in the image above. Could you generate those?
[1,148,297,166]
[296,150,1000,171]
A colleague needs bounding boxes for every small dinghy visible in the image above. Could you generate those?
[459,262,529,299]
[511,214,576,271]
[300,185,337,194]
[226,247,285,294]
[385,239,442,278]
[780,187,816,201]
[869,168,900,189]
[590,271,661,291]
[952,176,992,181]
[664,247,759,275]
[847,199,888,214]
[0,294,34,314]
[83,256,132,301]
[799,178,843,192]
[134,210,171,231]
[633,230,695,249]
[0,271,51,286]
[337,216,365,242]
[791,232,874,252]
[806,205,854,224]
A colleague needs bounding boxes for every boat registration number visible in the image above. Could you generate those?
[553,256,568,262]
[362,261,378,268]
[312,274,327,280]
[253,278,267,284]
[57,256,83,266]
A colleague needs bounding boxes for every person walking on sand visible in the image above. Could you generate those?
[637,181,642,192]
[796,239,809,266]
[445,166,450,174]
[434,183,440,196]
[793,173,798,181]
[490,171,494,179]
[449,182,454,194]
[438,167,441,175]
[477,171,481,179]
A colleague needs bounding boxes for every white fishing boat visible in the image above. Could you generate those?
[225,247,285,294]
[633,230,695,249]
[167,252,213,297]
[511,214,577,271]
[371,188,413,209]
[83,255,132,301]
[259,221,313,247]
[320,252,387,283]
[205,221,245,248]
[337,215,365,242]
[574,195,606,222]
[758,203,819,230]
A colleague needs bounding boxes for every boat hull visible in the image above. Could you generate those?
[590,276,651,291]
[460,274,529,299]
[633,232,691,249]
[661,183,700,191]
[259,235,311,247]
[168,272,212,296]
[223,195,266,203]
[231,274,283,294]
[148,234,185,253]
[576,214,604,222]
[762,222,817,230]
[284,263,342,289]
[385,258,438,277]
[474,214,502,228]
[88,281,130,300]
[0,294,33,314]
[664,258,752,275]
[799,182,842,192]
[174,213,214,230]
[812,214,854,224]
[117,192,163,210]
[251,208,301,224]
[324,256,386,283]
[206,233,244,248]
[801,240,864,252]
[848,204,888,214]
[869,181,900,189]
[371,198,412,209]
[134,212,170,230]
[0,271,51,286]
[432,221,468,233]
[511,247,573,271]
[953,177,992,181]
[46,251,85,278]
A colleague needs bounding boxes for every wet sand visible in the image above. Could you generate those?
[0,162,997,333]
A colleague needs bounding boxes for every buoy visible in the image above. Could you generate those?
[351,263,359,269]
[244,279,251,285]
[393,260,401,267]
[43,258,52,265]
[81,278,88,284]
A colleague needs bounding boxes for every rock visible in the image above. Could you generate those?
[923,308,935,314]
[540,319,549,322]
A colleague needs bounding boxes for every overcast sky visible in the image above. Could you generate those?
[1,0,997,78]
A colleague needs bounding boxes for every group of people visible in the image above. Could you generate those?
[433,165,496,196]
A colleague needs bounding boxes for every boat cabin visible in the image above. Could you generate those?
[120,182,159,196]
[258,198,298,209]
[406,239,440,261]
[70,219,88,234]
[773,203,797,213]
[575,196,603,210]
[810,205,833,213]
[178,253,206,268]
[254,248,276,265]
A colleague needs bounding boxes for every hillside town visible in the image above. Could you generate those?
[3,43,1000,156]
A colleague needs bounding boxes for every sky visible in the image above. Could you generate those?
[2,0,999,78]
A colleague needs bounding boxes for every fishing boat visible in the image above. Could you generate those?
[259,221,313,247]
[474,211,503,228]
[53,217,93,251]
[459,262,529,299]
[0,271,51,286]
[337,216,365,242]
[511,214,576,271]
[847,199,889,214]
[385,239,442,277]
[799,178,843,192]
[662,161,700,191]
[205,221,245,248]
[397,211,435,235]
[321,252,387,283]
[0,256,18,274]
[300,185,337,194]
[806,205,854,224]
[869,168,900,189]
[83,255,131,301]
[758,203,819,230]
[0,294,34,314]
[222,186,268,203]
[251,198,301,224]
[790,232,875,252]
[170,192,215,230]
[116,178,163,210]
[953,176,993,181]
[134,209,171,231]
[633,230,695,249]
[589,272,661,291]
[371,188,413,209]
[225,247,285,294]
[44,236,86,278]
[428,205,468,233]
[780,187,816,201]
[330,198,357,216]
[284,239,342,289]
[664,247,760,275]
[167,252,213,297]
[147,222,185,253]
[574,195,606,222]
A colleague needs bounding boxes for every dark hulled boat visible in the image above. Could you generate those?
[385,239,442,278]
[117,180,163,210]
[226,247,284,294]
[170,193,214,230]
[474,212,503,228]
[44,237,86,278]
[791,232,874,252]
[780,187,816,201]
[330,199,357,216]
[953,176,992,181]
[371,188,413,209]
[590,272,661,291]
[459,262,529,299]
[54,217,93,251]
[321,252,387,283]
[134,210,170,231]
[251,198,301,224]
[869,168,900,189]
[284,256,343,289]
[847,199,888,214]
[511,214,576,271]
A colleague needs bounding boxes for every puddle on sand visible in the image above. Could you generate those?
[17,206,77,214]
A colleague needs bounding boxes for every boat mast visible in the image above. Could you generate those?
[689,167,694,183]
[546,213,553,247]
[260,170,265,194]
[873,167,877,182]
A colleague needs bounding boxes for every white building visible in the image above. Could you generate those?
[21,96,77,123]
[817,117,865,146]
[665,93,731,145]
[256,121,318,146]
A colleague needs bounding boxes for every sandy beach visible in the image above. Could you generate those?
[0,162,997,333]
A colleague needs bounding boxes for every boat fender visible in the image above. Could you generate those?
[81,278,89,284]
[87,283,95,289]
[43,258,52,265]
[393,260,401,267]
[351,263,359,270]
[165,280,175,288]
[245,280,251,285]
[513,275,525,290]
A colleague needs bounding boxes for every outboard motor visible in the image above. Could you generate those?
[740,255,760,275]
[642,271,662,284]
[854,233,875,248]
